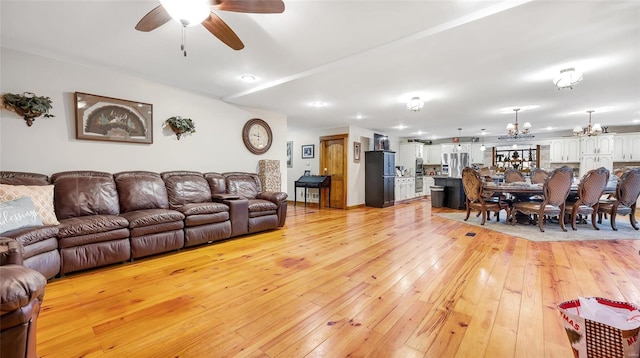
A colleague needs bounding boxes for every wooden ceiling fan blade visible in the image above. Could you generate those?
[135,5,172,32]
[216,0,285,14]
[201,13,245,50]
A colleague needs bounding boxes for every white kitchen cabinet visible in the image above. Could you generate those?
[423,145,442,165]
[550,138,581,162]
[581,135,614,155]
[613,133,640,162]
[398,143,423,173]
[470,143,486,165]
[580,154,613,177]
[394,177,416,201]
[424,177,435,194]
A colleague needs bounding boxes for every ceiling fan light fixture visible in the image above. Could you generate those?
[553,67,583,89]
[160,0,210,27]
[406,97,424,112]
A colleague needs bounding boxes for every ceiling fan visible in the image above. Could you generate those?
[135,0,285,53]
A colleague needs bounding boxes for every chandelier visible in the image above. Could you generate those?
[573,110,602,137]
[406,97,424,112]
[498,108,535,140]
[553,67,583,90]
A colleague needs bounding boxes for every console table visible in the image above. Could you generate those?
[294,175,331,208]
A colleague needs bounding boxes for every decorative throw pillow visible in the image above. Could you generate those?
[0,197,43,234]
[0,184,59,225]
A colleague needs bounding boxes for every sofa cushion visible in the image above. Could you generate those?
[247,199,278,213]
[176,202,229,216]
[51,171,120,220]
[1,225,58,247]
[56,215,129,238]
[119,209,185,228]
[114,171,170,212]
[0,184,59,225]
[0,197,42,234]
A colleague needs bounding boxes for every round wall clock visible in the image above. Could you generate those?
[242,118,273,154]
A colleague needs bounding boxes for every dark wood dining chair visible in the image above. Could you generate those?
[597,168,640,231]
[530,168,548,184]
[462,167,511,225]
[564,167,609,230]
[504,169,526,183]
[510,166,573,232]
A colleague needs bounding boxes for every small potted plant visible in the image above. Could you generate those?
[2,92,55,126]
[164,116,196,140]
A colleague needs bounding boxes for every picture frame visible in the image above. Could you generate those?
[304,170,311,176]
[302,144,315,159]
[354,142,361,163]
[287,141,293,168]
[75,92,153,144]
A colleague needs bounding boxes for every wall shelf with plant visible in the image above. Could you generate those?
[164,116,196,140]
[2,92,55,126]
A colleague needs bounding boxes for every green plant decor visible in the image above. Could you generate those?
[2,92,55,126]
[164,116,196,140]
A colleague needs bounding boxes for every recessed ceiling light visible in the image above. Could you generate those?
[394,124,407,130]
[310,101,326,108]
[546,126,554,130]
[632,119,640,123]
[355,114,364,120]
[240,74,257,82]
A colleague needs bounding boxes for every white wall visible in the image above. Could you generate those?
[0,49,287,190]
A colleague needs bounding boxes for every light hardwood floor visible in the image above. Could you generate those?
[36,199,640,357]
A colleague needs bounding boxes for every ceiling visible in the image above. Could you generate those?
[1,0,639,141]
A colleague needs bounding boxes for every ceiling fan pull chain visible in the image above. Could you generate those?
[181,25,187,57]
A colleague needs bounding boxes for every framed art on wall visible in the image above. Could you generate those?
[302,144,315,159]
[287,141,293,167]
[354,142,361,163]
[75,92,153,144]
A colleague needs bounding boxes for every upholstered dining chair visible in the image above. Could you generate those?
[530,168,548,184]
[564,167,609,230]
[462,167,511,225]
[504,169,526,183]
[510,166,573,232]
[597,168,640,231]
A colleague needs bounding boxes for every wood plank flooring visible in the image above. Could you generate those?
[35,199,640,357]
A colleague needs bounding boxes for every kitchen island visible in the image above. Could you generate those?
[434,176,466,210]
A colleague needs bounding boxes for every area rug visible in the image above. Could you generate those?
[434,211,640,242]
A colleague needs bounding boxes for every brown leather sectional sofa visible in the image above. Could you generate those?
[0,170,288,279]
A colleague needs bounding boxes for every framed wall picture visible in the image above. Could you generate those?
[302,144,315,159]
[287,141,293,168]
[75,92,153,144]
[354,141,361,163]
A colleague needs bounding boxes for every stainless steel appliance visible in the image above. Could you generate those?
[441,152,469,178]
[415,157,424,193]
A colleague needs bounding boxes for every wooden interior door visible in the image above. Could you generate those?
[320,134,347,209]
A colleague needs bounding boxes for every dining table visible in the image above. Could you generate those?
[482,181,617,197]
[481,181,618,225]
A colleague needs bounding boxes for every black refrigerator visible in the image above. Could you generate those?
[365,150,395,208]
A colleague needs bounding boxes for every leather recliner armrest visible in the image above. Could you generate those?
[256,191,288,203]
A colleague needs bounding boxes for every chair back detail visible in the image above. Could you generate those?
[577,167,609,207]
[504,169,525,183]
[530,168,548,184]
[543,166,573,206]
[617,168,640,207]
[462,167,482,202]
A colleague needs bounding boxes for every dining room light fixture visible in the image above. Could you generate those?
[573,110,602,137]
[456,128,462,151]
[480,129,486,151]
[406,97,424,112]
[553,67,583,90]
[498,108,535,140]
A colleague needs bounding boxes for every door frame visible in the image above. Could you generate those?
[319,134,348,209]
